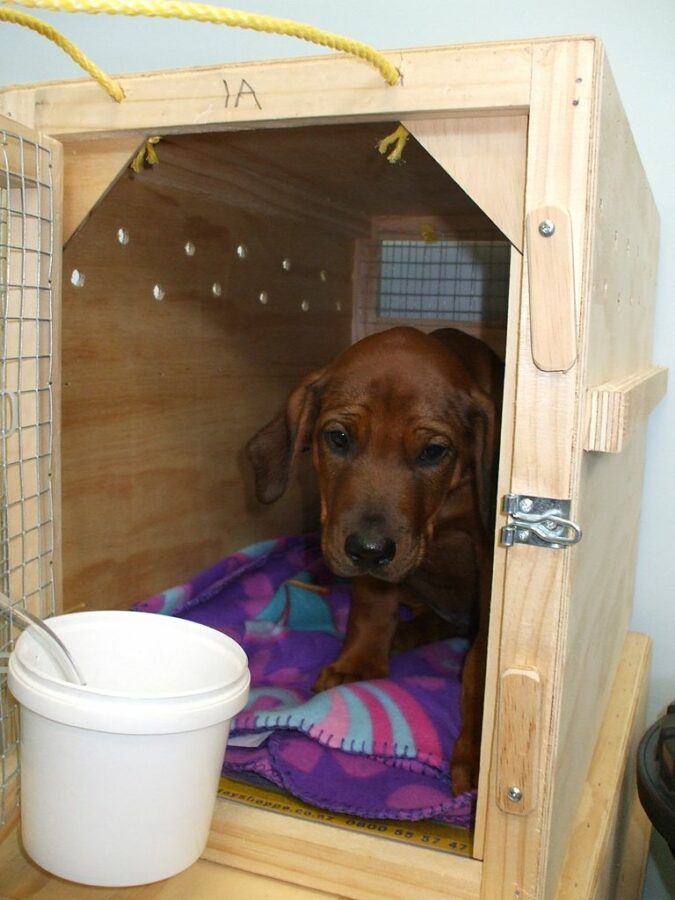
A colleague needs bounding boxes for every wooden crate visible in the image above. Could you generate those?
[0,36,665,899]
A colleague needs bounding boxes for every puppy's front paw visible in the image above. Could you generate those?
[450,731,480,795]
[450,758,478,796]
[313,660,389,692]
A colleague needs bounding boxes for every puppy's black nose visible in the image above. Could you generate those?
[344,532,396,568]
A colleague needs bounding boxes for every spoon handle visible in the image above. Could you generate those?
[0,593,86,685]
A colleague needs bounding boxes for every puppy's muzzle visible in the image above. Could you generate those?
[344,532,396,570]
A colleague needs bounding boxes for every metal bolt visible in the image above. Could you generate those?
[507,786,523,803]
[519,497,534,513]
[538,219,556,237]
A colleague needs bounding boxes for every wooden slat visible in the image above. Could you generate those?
[472,248,524,857]
[525,205,577,372]
[206,800,482,900]
[404,115,528,249]
[585,365,667,453]
[495,668,542,816]
[63,136,144,243]
[0,43,532,139]
[556,632,651,899]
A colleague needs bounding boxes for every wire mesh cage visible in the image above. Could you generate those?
[0,127,57,823]
[354,227,511,341]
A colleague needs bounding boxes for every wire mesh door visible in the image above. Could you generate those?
[0,122,59,824]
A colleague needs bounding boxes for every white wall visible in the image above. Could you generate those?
[2,1,673,895]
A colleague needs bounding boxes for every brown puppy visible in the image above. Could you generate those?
[247,326,503,793]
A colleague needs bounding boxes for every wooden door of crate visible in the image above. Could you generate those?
[0,36,663,900]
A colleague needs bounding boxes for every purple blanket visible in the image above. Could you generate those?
[136,534,475,826]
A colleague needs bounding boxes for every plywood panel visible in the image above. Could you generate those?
[547,50,662,898]
[405,115,527,249]
[62,136,144,243]
[61,165,352,611]
[155,124,486,229]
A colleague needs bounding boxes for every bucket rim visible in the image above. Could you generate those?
[11,610,250,702]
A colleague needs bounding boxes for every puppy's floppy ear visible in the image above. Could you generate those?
[246,369,326,504]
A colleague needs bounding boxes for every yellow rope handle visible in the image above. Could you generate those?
[0,6,125,100]
[2,0,400,90]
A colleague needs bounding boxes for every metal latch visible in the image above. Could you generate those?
[501,494,582,549]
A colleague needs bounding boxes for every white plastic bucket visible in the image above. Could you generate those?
[8,610,250,887]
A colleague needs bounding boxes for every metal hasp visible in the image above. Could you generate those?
[501,494,582,549]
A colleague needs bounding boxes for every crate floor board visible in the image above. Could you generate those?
[0,820,333,900]
[217,775,474,857]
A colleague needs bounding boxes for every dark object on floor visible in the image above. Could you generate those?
[637,701,675,859]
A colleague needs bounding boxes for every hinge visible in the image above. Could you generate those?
[501,494,582,549]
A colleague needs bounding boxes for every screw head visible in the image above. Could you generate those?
[519,497,534,513]
[507,786,523,803]
[516,528,531,542]
[538,219,556,237]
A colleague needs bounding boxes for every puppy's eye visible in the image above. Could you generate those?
[324,429,351,456]
[417,443,452,466]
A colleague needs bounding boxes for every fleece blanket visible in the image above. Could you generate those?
[135,533,475,826]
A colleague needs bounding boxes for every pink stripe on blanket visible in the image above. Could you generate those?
[349,683,394,753]
[375,680,444,766]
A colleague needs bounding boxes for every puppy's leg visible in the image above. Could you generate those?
[450,629,487,794]
[314,575,399,691]
[450,545,491,795]
[391,606,457,654]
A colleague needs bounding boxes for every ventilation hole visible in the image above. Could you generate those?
[300,300,310,312]
[184,241,196,257]
[258,291,269,305]
[282,258,292,272]
[211,282,222,298]
[70,269,85,288]
[153,284,166,301]
[117,228,130,245]
[236,244,248,260]
[319,269,328,282]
